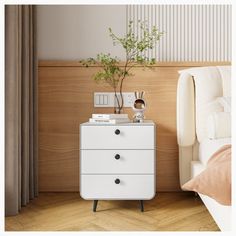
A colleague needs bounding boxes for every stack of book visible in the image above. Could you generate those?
[89,114,130,124]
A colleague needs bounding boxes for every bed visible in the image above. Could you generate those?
[176,65,231,231]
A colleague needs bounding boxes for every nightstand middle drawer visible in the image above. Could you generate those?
[81,150,155,174]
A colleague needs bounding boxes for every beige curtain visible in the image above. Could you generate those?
[5,5,38,216]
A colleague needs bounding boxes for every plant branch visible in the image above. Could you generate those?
[114,87,121,113]
[118,55,130,111]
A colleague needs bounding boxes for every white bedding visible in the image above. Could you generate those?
[198,137,231,166]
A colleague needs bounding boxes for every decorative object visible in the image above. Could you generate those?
[81,20,163,114]
[80,120,156,212]
[132,91,146,123]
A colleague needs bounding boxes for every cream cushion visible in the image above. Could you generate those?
[217,96,231,112]
[217,66,231,97]
[207,112,231,139]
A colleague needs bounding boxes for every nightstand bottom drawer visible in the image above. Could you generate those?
[80,175,155,200]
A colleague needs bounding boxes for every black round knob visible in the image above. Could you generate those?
[115,178,120,184]
[115,154,120,160]
[115,129,120,135]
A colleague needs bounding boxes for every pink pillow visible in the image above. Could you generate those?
[182,145,231,205]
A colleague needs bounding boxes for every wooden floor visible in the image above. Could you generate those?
[5,192,219,231]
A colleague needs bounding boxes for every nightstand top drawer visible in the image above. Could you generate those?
[80,124,155,149]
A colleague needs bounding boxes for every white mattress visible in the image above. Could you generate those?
[199,137,231,166]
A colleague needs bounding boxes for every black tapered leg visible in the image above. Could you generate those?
[93,200,98,212]
[140,200,144,212]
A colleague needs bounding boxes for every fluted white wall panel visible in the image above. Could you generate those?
[127,5,231,61]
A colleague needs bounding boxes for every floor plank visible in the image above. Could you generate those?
[5,192,219,231]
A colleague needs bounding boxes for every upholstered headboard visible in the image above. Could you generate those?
[177,66,231,186]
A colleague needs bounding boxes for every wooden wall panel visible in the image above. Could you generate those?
[38,61,230,192]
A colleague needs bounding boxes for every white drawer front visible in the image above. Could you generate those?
[80,125,155,149]
[81,150,155,174]
[80,175,155,200]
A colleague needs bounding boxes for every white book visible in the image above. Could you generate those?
[89,118,130,124]
[92,113,128,119]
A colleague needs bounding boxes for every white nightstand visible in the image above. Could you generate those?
[80,120,156,212]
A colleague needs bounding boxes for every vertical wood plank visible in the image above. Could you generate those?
[127,5,231,62]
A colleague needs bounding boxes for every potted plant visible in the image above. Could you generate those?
[81,20,164,114]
